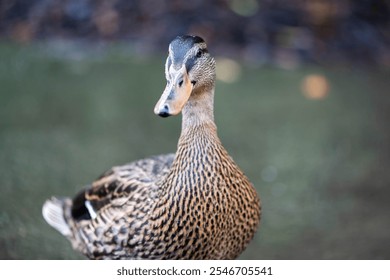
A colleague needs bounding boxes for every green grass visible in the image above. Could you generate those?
[0,43,389,259]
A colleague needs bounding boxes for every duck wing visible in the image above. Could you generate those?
[72,153,175,221]
[42,153,174,258]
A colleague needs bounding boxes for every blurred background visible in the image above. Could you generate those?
[0,0,389,259]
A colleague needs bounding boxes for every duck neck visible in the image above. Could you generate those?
[181,87,216,136]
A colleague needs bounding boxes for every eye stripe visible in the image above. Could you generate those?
[185,56,196,73]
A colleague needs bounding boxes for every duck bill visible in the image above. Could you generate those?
[154,66,193,117]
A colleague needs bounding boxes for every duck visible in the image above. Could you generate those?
[42,35,261,260]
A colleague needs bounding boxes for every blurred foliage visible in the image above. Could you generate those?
[0,0,389,66]
[0,43,389,259]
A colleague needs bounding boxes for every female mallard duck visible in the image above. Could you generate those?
[42,35,261,259]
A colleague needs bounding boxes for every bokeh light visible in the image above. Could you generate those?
[228,0,259,17]
[216,57,242,83]
[301,74,330,100]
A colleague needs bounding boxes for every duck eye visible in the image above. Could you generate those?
[196,49,203,58]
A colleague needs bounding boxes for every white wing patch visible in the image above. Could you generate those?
[85,200,97,219]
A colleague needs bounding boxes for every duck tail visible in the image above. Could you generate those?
[42,197,72,237]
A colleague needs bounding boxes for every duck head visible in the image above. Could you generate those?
[154,35,216,117]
